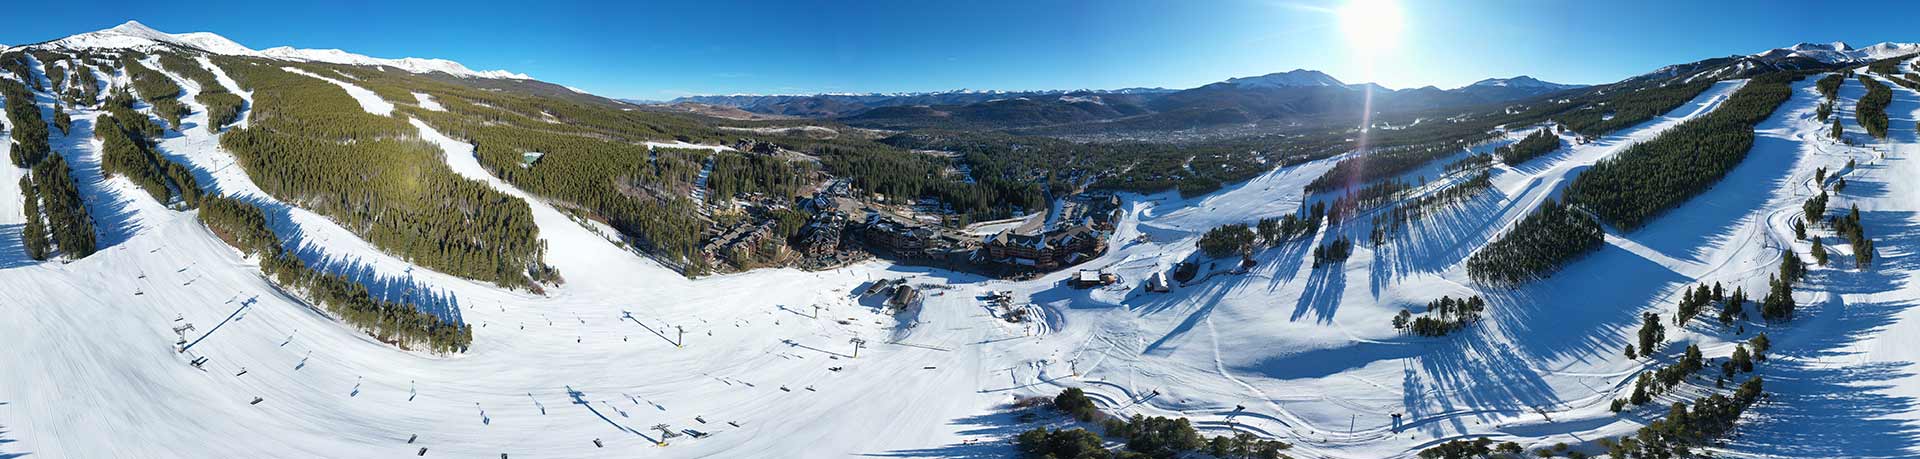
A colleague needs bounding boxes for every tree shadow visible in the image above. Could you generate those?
[0,224,33,269]
[48,111,141,249]
[1484,243,1685,364]
[859,409,1027,458]
[1290,259,1347,324]
[232,194,464,326]
[1730,296,1920,458]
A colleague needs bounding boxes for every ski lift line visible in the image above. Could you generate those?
[181,300,254,352]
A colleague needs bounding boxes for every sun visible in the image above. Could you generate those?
[1337,0,1406,55]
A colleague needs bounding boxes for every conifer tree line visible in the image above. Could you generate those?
[1855,75,1891,139]
[156,52,244,132]
[3,76,97,260]
[1197,223,1256,258]
[1563,72,1800,231]
[1304,141,1491,194]
[2,53,40,91]
[1391,295,1485,337]
[198,195,472,352]
[1597,376,1765,457]
[1716,281,1751,325]
[123,57,189,130]
[1761,249,1805,321]
[213,58,549,288]
[1369,170,1492,245]
[1554,80,1715,135]
[1867,54,1914,75]
[1311,234,1353,267]
[878,129,1266,202]
[97,89,201,207]
[1465,198,1603,285]
[1495,126,1562,164]
[3,78,51,167]
[1829,203,1875,268]
[1815,73,1845,101]
[1019,388,1291,459]
[30,154,97,258]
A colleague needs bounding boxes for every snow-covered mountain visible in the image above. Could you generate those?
[1223,69,1346,88]
[1750,41,1920,65]
[28,20,530,80]
[1462,75,1583,91]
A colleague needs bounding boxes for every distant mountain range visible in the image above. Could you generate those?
[661,69,1589,130]
[1750,41,1920,65]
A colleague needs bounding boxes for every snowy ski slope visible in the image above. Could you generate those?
[4,52,1920,459]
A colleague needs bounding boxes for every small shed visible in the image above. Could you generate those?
[1146,272,1171,293]
[520,151,546,168]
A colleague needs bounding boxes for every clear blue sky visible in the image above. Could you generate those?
[5,0,1918,99]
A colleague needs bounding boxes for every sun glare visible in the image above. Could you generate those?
[1338,0,1405,55]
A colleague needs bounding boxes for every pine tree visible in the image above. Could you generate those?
[1731,345,1754,373]
[1811,237,1828,265]
[1750,333,1771,361]
[1638,312,1666,356]
[1780,249,1804,284]
[1630,372,1653,405]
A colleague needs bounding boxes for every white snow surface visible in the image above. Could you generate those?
[414,92,446,111]
[5,54,1920,459]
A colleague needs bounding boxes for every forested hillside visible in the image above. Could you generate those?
[156,52,244,132]
[1566,73,1800,230]
[214,58,549,288]
[2,60,97,260]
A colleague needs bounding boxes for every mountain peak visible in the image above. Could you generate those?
[33,20,531,80]
[1463,75,1581,91]
[1224,69,1345,89]
[105,20,167,38]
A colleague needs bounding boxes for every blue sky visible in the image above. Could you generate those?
[5,0,1919,99]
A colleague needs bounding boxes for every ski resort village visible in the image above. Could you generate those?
[7,4,1920,458]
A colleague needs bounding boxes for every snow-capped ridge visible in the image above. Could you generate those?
[34,20,531,80]
[1223,69,1346,88]
[258,46,531,80]
[1750,40,1920,65]
[1464,75,1581,90]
